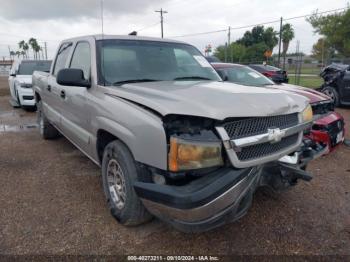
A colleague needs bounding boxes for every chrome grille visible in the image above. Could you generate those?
[223,113,299,140]
[236,134,299,161]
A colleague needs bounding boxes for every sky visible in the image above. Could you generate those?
[0,0,348,60]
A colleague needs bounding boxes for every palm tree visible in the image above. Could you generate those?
[23,43,29,58]
[281,23,295,69]
[15,51,21,58]
[29,38,40,59]
[18,40,29,59]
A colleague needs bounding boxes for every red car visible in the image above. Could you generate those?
[212,63,345,154]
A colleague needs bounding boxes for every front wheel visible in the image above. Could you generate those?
[102,140,152,226]
[37,100,60,139]
[323,86,340,106]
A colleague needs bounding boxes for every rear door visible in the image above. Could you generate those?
[45,42,73,127]
[59,41,92,153]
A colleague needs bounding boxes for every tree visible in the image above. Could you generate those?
[18,40,29,59]
[281,23,295,69]
[243,42,269,63]
[307,8,350,57]
[235,25,278,62]
[311,38,334,63]
[29,38,41,60]
[237,26,278,50]
[214,43,246,62]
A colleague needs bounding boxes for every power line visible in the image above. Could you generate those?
[170,6,348,38]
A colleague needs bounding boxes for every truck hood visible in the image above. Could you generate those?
[15,75,32,84]
[268,83,331,104]
[105,81,309,120]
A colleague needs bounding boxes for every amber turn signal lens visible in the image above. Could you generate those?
[302,104,313,122]
[168,137,223,172]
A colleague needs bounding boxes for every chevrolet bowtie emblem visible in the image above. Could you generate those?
[267,128,286,143]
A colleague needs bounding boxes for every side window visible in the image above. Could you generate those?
[70,42,91,80]
[53,43,72,76]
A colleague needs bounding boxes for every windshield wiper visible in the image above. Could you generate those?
[173,76,212,81]
[113,79,161,86]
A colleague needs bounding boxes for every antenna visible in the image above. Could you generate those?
[101,0,104,37]
[100,0,105,86]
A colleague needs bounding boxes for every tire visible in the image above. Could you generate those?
[37,100,60,139]
[102,140,152,226]
[323,86,340,106]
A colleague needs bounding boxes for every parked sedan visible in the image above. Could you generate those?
[248,64,288,83]
[212,63,345,154]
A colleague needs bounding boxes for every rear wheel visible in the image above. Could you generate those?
[323,86,340,106]
[37,100,59,139]
[102,140,152,226]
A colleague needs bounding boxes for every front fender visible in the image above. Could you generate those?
[94,115,168,170]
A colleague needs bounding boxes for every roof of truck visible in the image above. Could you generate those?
[61,34,186,44]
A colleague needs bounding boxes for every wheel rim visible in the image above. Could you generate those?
[107,159,126,210]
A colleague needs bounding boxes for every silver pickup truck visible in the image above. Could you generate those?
[33,35,313,232]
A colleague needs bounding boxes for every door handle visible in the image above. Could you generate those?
[47,85,51,92]
[60,90,66,99]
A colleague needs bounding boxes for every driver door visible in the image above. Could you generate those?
[59,41,92,154]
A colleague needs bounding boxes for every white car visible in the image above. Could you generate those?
[9,60,51,109]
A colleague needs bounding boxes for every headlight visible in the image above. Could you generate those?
[301,104,313,122]
[168,137,223,172]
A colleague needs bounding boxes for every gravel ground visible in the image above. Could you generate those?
[0,76,350,256]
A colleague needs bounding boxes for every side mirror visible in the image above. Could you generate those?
[57,68,90,88]
[217,70,228,81]
[10,73,16,77]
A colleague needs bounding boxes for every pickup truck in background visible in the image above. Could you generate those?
[9,59,51,109]
[32,35,313,232]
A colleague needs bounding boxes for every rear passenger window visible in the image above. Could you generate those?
[70,42,91,80]
[53,43,72,76]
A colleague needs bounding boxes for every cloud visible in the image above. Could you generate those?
[0,0,169,20]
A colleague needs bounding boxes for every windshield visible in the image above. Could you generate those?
[17,61,51,75]
[97,39,221,85]
[219,65,274,86]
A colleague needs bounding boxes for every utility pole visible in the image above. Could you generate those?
[44,42,48,60]
[155,8,168,38]
[277,17,283,67]
[227,26,232,62]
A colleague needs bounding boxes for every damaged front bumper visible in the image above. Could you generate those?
[134,166,263,232]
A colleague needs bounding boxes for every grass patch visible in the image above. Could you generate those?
[287,67,321,75]
[288,75,323,89]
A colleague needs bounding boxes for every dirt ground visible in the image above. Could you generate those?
[1,76,350,256]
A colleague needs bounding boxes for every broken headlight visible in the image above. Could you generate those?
[301,104,313,123]
[168,137,223,172]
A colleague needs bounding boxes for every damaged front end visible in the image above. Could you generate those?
[134,113,314,232]
[261,138,327,193]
